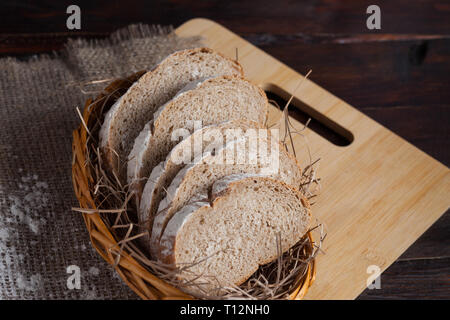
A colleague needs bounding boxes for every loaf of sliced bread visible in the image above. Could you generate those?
[149,132,302,258]
[158,175,311,295]
[99,48,243,181]
[127,75,268,199]
[138,119,263,240]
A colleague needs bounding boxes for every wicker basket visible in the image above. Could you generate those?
[71,71,316,300]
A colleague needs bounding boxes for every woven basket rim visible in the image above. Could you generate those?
[71,71,317,300]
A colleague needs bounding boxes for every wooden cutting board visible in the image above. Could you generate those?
[175,18,450,300]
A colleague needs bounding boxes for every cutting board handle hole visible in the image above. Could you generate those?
[263,83,354,147]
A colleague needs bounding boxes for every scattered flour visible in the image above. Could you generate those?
[0,173,113,299]
[89,267,100,276]
[73,243,87,251]
[0,228,9,241]
[84,288,98,300]
[0,173,48,296]
[16,273,42,292]
[7,174,49,234]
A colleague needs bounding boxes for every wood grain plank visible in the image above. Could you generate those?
[0,32,108,55]
[252,38,450,109]
[397,210,450,260]
[358,256,450,299]
[359,209,449,298]
[362,105,450,166]
[0,0,449,34]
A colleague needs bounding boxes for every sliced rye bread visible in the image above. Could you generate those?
[127,75,268,200]
[99,48,243,181]
[157,175,311,295]
[138,119,264,242]
[149,132,302,258]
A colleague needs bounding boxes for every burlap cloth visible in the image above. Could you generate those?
[0,24,201,299]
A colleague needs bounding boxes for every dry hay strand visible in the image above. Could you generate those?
[72,70,325,300]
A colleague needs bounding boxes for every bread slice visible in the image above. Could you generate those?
[99,48,243,181]
[127,75,268,199]
[139,119,263,240]
[158,175,311,295]
[149,131,302,258]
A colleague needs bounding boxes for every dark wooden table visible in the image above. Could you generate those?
[1,0,448,299]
